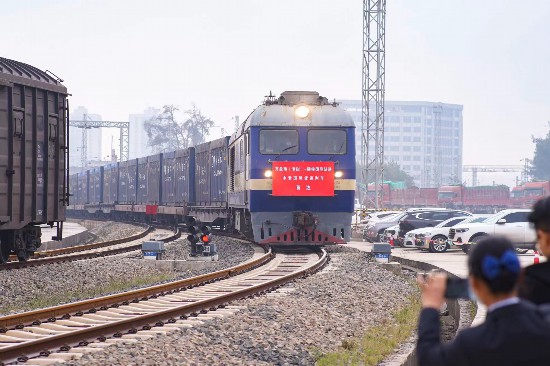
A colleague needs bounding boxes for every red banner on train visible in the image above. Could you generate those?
[272,161,335,196]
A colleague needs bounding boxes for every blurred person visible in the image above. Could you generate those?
[417,236,550,366]
[518,196,550,304]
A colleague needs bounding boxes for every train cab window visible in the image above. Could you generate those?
[259,129,298,154]
[307,129,346,154]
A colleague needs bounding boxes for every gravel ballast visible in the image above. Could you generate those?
[66,247,417,366]
[0,232,254,315]
[74,220,146,242]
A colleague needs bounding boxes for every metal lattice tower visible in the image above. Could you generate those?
[361,0,386,209]
[432,104,443,187]
[70,116,130,167]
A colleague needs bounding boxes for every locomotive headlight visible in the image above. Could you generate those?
[334,171,343,178]
[295,105,310,118]
[264,170,273,178]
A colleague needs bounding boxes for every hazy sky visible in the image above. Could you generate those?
[3,0,550,185]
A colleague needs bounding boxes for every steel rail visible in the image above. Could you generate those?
[0,247,271,330]
[0,227,178,271]
[33,225,152,258]
[0,249,325,364]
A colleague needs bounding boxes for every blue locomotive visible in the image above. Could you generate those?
[228,91,356,244]
[68,91,356,246]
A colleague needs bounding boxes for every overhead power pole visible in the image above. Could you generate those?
[362,0,386,209]
[70,116,130,167]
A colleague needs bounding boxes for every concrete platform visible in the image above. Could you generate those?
[39,222,89,251]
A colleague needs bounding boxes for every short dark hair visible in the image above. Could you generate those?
[529,196,550,233]
[468,236,520,294]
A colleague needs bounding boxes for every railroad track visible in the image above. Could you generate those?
[0,247,327,365]
[0,227,180,270]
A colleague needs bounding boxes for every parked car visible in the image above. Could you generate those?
[412,215,491,252]
[450,209,536,253]
[382,224,401,244]
[397,209,472,239]
[363,212,404,242]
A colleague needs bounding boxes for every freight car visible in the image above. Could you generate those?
[0,57,69,262]
[68,91,356,245]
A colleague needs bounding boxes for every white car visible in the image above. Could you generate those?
[450,209,536,253]
[382,224,400,243]
[401,216,469,249]
[413,215,491,253]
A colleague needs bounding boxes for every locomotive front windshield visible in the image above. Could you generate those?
[308,129,347,154]
[259,129,299,154]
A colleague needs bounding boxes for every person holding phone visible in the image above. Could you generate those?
[416,236,550,366]
[518,196,550,304]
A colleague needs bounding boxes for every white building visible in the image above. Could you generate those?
[129,107,160,159]
[339,100,463,188]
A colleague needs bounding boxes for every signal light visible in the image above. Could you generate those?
[200,225,211,244]
[187,218,201,247]
[187,234,200,245]
[189,225,200,235]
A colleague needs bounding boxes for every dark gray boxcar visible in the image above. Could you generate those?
[162,148,194,206]
[118,159,138,204]
[88,167,103,204]
[0,57,68,231]
[103,162,118,204]
[137,157,148,204]
[194,137,229,204]
[77,172,88,205]
[147,154,162,204]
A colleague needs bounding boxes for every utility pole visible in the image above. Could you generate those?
[362,0,386,209]
[81,114,89,168]
[522,158,531,184]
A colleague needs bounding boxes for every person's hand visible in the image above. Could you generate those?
[417,272,447,310]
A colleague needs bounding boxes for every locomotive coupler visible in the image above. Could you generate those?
[292,211,319,230]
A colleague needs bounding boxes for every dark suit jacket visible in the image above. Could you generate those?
[519,262,550,305]
[417,301,550,366]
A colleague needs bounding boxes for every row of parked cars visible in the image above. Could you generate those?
[360,208,536,254]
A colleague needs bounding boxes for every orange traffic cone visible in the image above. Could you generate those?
[534,250,540,264]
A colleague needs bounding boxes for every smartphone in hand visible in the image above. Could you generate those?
[445,278,470,299]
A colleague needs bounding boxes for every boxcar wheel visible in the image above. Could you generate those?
[0,240,11,263]
[16,250,29,262]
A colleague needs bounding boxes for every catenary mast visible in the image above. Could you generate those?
[361,0,386,209]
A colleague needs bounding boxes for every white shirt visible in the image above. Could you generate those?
[487,296,520,313]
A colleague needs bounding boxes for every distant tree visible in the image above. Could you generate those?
[355,161,415,188]
[530,129,550,180]
[144,104,214,153]
[183,104,215,147]
[383,161,415,188]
